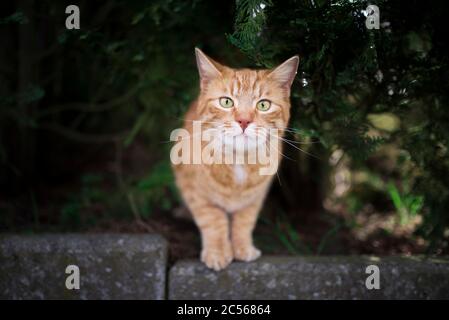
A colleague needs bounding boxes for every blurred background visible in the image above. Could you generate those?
[1,0,448,263]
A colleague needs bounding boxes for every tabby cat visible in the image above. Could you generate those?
[172,48,299,270]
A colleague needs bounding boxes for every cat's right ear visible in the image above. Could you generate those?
[195,48,222,88]
[268,55,299,89]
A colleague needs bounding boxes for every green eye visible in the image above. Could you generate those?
[219,97,234,108]
[256,100,271,111]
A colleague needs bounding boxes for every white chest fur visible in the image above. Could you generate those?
[233,165,247,185]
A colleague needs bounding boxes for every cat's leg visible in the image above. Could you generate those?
[190,202,233,271]
[231,201,262,262]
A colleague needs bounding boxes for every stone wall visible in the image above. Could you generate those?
[0,234,167,299]
[1,234,448,299]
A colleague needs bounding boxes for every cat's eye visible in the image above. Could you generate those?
[219,97,234,108]
[256,100,271,111]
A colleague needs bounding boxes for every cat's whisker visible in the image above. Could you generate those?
[161,131,204,143]
[255,126,320,145]
[278,136,319,145]
[171,115,218,124]
[277,126,321,142]
[160,126,223,143]
[256,126,321,145]
[266,132,322,160]
[183,119,225,126]
[252,132,296,162]
[275,125,302,132]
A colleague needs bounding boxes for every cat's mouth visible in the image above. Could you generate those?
[239,132,251,139]
[219,130,266,152]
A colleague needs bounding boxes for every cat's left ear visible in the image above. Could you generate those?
[268,56,299,88]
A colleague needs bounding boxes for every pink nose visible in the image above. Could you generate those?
[237,119,251,131]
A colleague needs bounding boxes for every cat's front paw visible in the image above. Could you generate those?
[233,244,261,262]
[201,245,233,271]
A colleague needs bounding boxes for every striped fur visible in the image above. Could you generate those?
[173,48,299,270]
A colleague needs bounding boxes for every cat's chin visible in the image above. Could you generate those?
[222,134,264,153]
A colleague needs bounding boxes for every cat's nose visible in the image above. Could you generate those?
[237,119,251,131]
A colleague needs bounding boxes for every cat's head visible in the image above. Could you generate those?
[194,48,299,153]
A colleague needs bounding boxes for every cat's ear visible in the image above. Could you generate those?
[268,56,299,88]
[195,48,223,87]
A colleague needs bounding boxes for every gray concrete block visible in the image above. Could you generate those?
[0,234,168,300]
[169,256,449,299]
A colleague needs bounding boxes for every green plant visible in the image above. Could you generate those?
[261,213,312,255]
[387,182,424,226]
[230,0,449,251]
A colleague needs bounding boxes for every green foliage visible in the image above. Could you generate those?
[227,0,273,65]
[135,160,178,217]
[0,11,28,25]
[0,0,234,226]
[230,0,449,250]
[387,181,423,225]
[137,161,174,191]
[1,0,448,253]
[60,174,106,229]
[259,213,312,255]
[60,201,82,229]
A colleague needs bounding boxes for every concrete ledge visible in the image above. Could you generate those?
[2,234,449,300]
[169,256,449,300]
[0,234,168,299]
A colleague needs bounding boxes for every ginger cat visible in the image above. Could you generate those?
[172,48,299,270]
